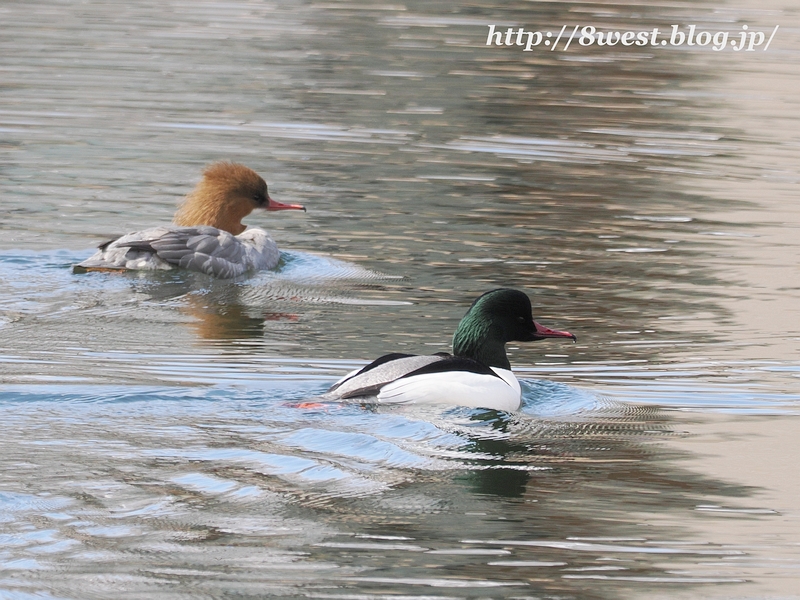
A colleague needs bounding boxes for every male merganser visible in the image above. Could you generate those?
[73,162,305,279]
[325,288,576,411]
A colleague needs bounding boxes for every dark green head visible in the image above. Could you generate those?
[452,288,576,370]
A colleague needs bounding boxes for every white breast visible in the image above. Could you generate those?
[235,227,280,271]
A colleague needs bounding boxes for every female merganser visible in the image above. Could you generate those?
[325,288,576,411]
[74,161,305,279]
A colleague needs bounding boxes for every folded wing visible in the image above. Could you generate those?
[327,353,447,399]
[117,226,250,279]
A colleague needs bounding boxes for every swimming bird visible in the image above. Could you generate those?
[325,288,576,411]
[73,161,305,279]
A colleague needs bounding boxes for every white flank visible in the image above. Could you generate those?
[376,368,521,411]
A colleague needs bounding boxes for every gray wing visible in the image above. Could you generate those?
[74,226,173,272]
[118,226,251,279]
[326,354,447,399]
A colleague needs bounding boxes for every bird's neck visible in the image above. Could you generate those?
[173,192,248,235]
[452,315,511,370]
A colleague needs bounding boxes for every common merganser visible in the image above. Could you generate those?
[325,288,576,411]
[73,161,305,279]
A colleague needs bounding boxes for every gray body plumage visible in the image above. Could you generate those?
[75,225,280,279]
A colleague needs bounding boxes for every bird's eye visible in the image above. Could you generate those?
[517,316,526,323]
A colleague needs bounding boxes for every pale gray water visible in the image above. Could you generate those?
[2,0,800,598]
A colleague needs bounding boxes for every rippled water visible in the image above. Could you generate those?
[2,0,800,598]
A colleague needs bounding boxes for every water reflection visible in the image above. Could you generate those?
[0,386,757,598]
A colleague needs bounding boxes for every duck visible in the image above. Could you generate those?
[73,161,306,279]
[324,288,576,411]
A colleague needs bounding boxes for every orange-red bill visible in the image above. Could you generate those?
[267,195,306,212]
[533,321,577,342]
